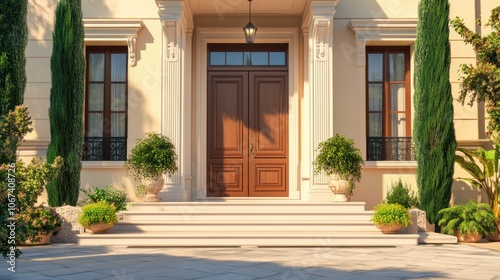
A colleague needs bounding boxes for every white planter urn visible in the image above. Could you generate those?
[328,175,350,202]
[143,176,165,202]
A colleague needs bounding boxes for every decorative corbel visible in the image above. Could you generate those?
[314,19,331,61]
[127,37,137,67]
[165,21,178,61]
[355,37,366,67]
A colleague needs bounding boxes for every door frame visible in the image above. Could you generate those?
[195,27,300,200]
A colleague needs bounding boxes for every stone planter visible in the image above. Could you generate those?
[454,230,483,243]
[328,175,350,202]
[143,177,165,202]
[376,224,405,234]
[85,222,114,234]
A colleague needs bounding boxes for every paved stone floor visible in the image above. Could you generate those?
[2,243,500,280]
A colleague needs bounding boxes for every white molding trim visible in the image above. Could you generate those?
[348,19,417,66]
[195,27,300,200]
[82,161,126,169]
[156,0,193,201]
[83,19,143,67]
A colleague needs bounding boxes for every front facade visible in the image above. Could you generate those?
[22,0,493,209]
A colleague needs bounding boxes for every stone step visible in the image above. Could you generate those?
[109,220,380,233]
[77,231,419,246]
[125,201,368,213]
[120,211,375,222]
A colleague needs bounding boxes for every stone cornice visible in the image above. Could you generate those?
[83,19,143,66]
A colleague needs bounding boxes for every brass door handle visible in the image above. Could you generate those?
[249,143,254,154]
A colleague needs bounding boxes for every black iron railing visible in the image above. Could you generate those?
[367,137,415,161]
[83,137,127,161]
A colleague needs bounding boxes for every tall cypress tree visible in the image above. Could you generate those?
[0,0,28,164]
[413,0,456,225]
[46,0,85,206]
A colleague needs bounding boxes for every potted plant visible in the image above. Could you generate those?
[313,134,364,201]
[18,205,62,245]
[455,147,500,240]
[124,132,178,202]
[438,200,498,243]
[79,202,118,234]
[371,203,412,233]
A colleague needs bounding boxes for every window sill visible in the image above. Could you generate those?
[82,161,126,169]
[363,161,417,169]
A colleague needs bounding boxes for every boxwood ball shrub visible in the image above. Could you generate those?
[372,203,412,227]
[79,202,118,227]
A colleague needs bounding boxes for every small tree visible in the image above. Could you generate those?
[413,0,457,225]
[46,0,85,206]
[0,0,28,164]
[450,6,500,143]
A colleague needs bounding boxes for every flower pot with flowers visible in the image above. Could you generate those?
[18,205,62,245]
[124,132,178,202]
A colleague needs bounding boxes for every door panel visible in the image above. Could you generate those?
[207,71,288,197]
[207,72,249,197]
[249,72,288,196]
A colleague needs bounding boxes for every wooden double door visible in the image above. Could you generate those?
[207,71,288,197]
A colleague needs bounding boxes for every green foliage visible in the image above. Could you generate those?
[385,179,420,209]
[125,132,178,182]
[413,0,456,225]
[0,0,28,121]
[17,206,62,244]
[455,147,500,222]
[80,185,128,212]
[450,6,500,143]
[0,106,32,164]
[79,202,118,227]
[0,157,62,257]
[371,203,412,227]
[46,0,85,206]
[313,134,364,182]
[438,200,498,236]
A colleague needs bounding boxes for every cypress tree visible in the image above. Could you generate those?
[46,0,85,206]
[0,0,28,164]
[413,0,456,225]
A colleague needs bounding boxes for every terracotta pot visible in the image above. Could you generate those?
[454,230,483,243]
[328,175,350,202]
[143,177,165,202]
[485,232,500,242]
[86,222,114,234]
[24,233,52,245]
[376,224,405,234]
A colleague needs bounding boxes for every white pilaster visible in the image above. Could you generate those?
[302,1,338,199]
[156,0,193,201]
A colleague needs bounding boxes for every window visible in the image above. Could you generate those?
[83,46,128,161]
[366,46,414,161]
[208,44,287,67]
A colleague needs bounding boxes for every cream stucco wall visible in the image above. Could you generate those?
[21,0,495,209]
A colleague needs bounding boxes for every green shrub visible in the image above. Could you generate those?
[438,200,498,236]
[313,134,364,182]
[80,185,128,212]
[385,179,420,209]
[372,203,412,227]
[125,132,178,182]
[79,202,118,227]
[17,206,61,243]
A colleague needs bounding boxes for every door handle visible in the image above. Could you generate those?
[249,143,254,154]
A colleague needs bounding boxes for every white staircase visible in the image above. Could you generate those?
[77,201,419,246]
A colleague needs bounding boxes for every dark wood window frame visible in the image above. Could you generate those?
[366,46,415,161]
[83,46,128,161]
